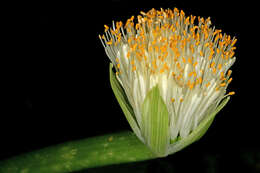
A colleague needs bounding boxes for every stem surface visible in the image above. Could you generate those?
[0,131,156,173]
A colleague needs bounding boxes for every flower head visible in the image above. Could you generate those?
[99,8,236,157]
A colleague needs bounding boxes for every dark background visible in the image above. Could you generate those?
[1,0,259,172]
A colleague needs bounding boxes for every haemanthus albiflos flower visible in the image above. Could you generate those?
[99,8,236,157]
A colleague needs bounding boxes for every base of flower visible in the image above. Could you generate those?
[167,96,230,155]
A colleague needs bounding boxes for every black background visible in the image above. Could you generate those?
[1,0,259,172]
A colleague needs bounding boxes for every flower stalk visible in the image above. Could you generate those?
[0,131,156,173]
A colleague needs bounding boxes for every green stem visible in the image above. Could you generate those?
[0,131,156,173]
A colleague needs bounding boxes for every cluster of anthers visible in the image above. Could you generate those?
[99,8,236,141]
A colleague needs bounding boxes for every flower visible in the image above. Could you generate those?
[99,8,236,157]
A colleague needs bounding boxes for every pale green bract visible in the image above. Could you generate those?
[141,85,169,157]
[110,63,142,139]
[110,63,230,156]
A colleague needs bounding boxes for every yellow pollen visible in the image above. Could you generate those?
[231,39,237,46]
[127,51,131,58]
[160,69,165,73]
[191,15,196,24]
[140,11,146,15]
[135,23,140,30]
[217,64,222,70]
[189,82,194,89]
[227,70,232,76]
[220,71,224,79]
[132,65,136,71]
[228,78,233,83]
[221,77,227,81]
[210,62,215,68]
[219,33,223,39]
[177,74,182,81]
[213,29,221,36]
[175,21,179,27]
[128,38,132,44]
[111,30,116,35]
[100,8,236,98]
[183,30,186,36]
[205,82,211,88]
[204,42,209,47]
[188,71,193,77]
[107,38,113,45]
[132,43,137,51]
[163,63,169,70]
[229,51,235,58]
[220,82,226,87]
[104,25,109,32]
[152,60,157,69]
[200,50,203,57]
[216,48,220,54]
[193,61,198,67]
[212,67,216,74]
[182,57,186,63]
[154,46,159,52]
[193,25,199,31]
[190,44,194,53]
[184,17,190,24]
[188,57,192,64]
[228,91,235,95]
[208,51,214,60]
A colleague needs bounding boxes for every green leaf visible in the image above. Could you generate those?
[168,96,230,155]
[0,131,156,173]
[141,85,169,157]
[109,63,141,138]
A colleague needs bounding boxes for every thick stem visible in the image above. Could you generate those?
[0,131,156,173]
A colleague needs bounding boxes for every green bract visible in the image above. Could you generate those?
[141,85,169,157]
